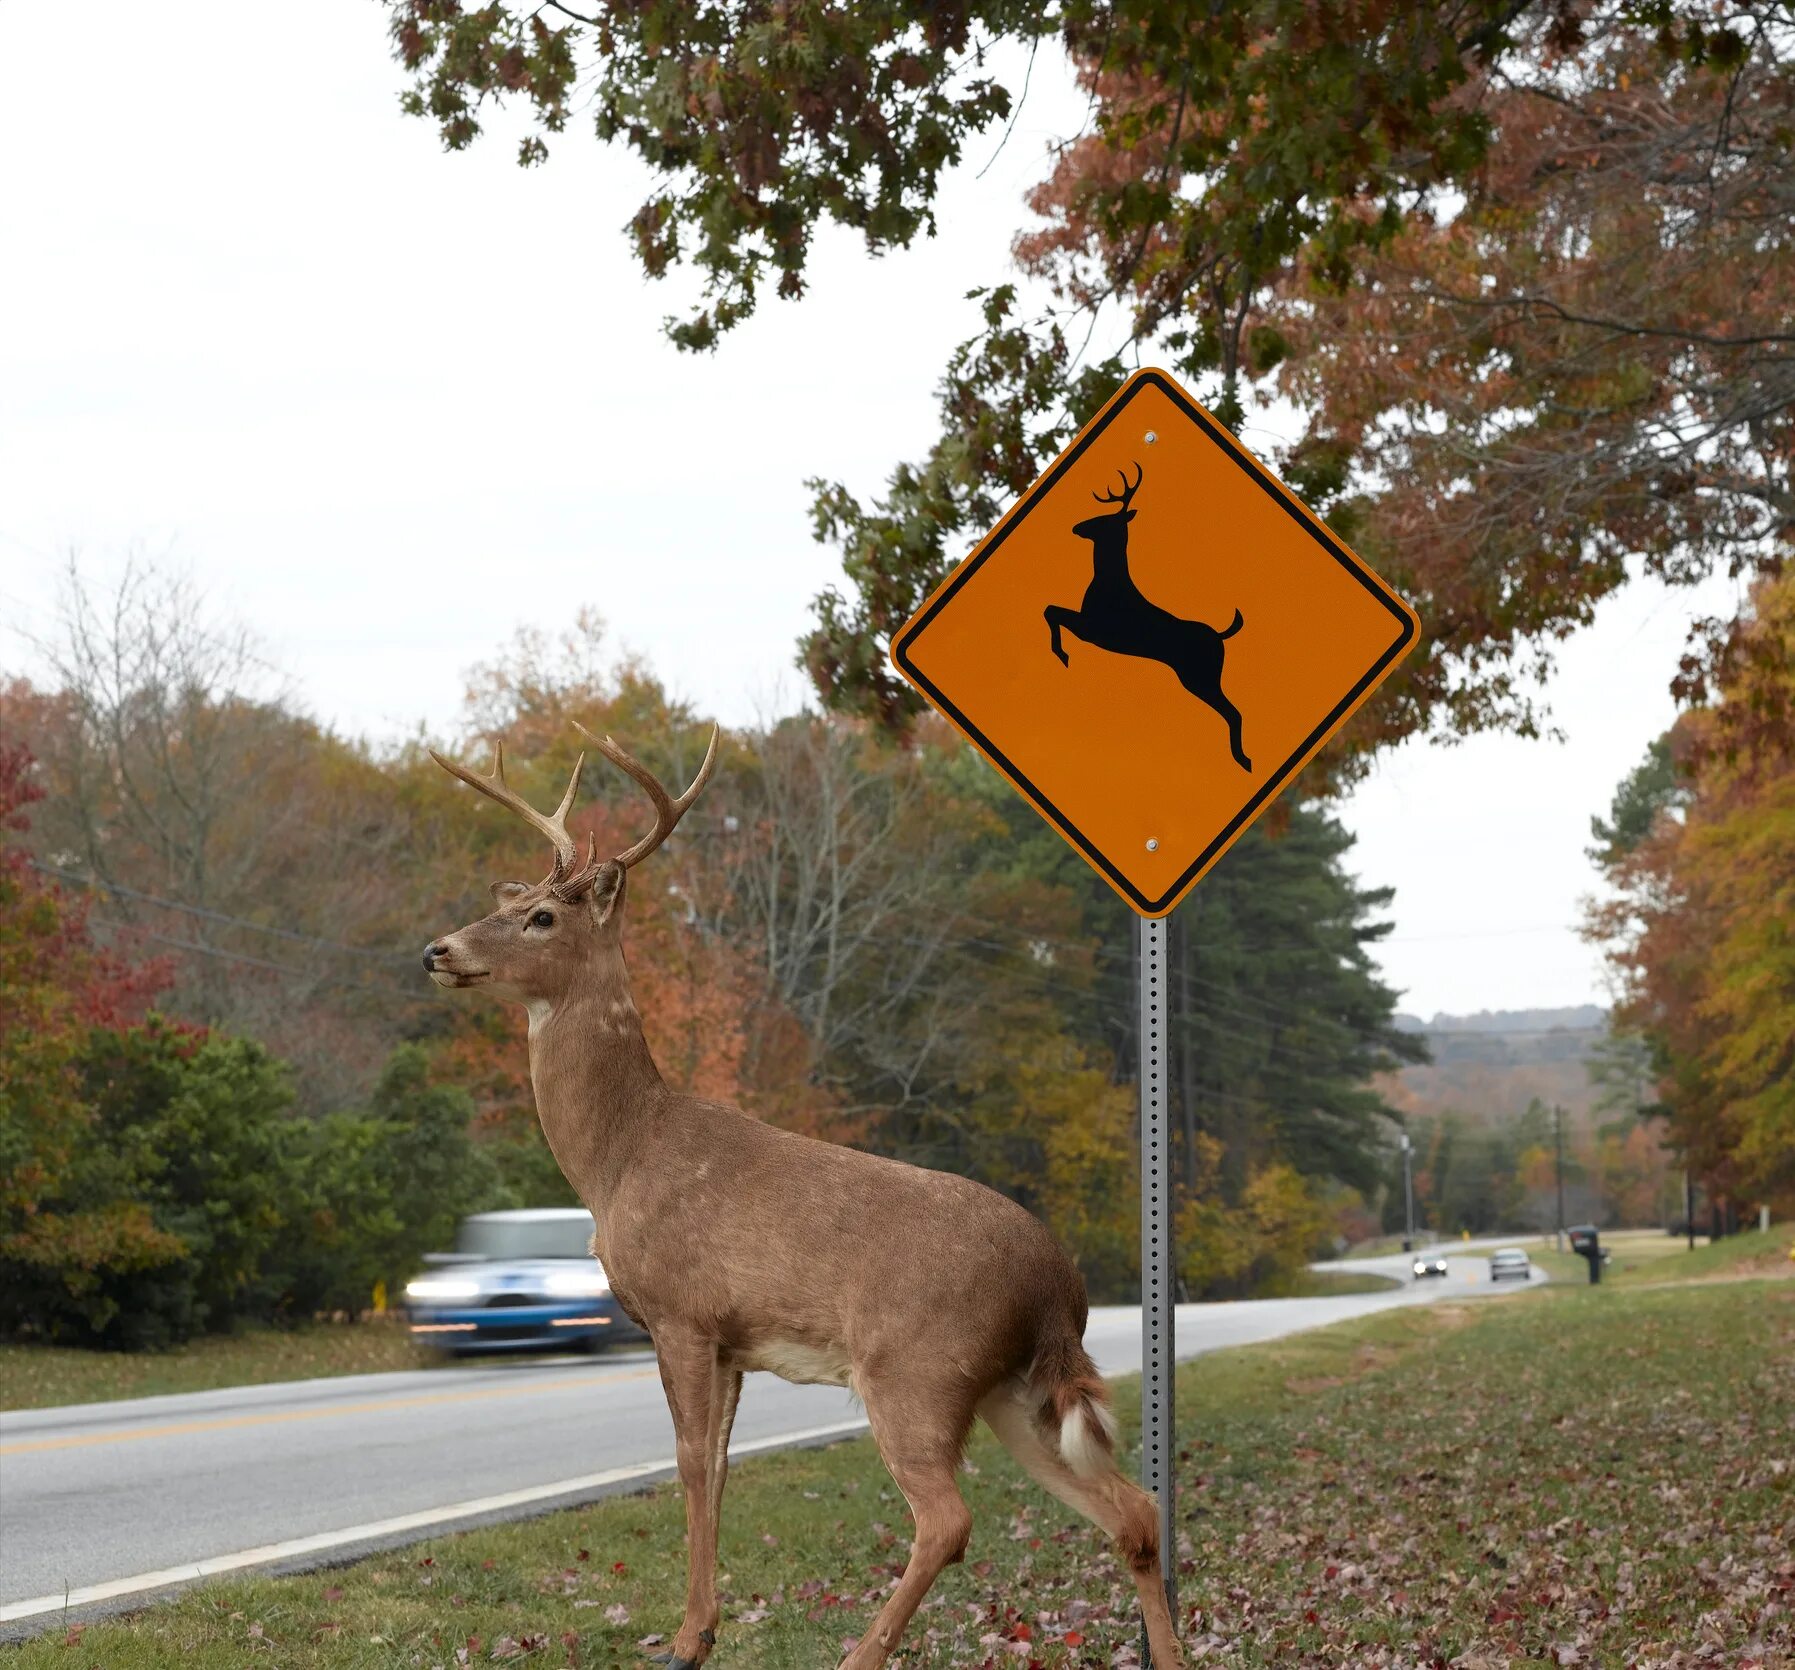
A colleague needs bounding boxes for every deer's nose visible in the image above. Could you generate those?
[422,942,447,972]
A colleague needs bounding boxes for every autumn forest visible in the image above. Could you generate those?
[6,0,1795,1348]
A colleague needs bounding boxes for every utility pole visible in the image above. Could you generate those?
[1400,1132,1415,1250]
[1554,1104,1566,1255]
[1685,1172,1695,1252]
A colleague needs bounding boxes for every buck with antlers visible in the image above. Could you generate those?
[1045,463,1253,772]
[422,728,1184,1670]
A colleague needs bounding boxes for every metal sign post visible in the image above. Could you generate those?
[884,364,1421,1669]
[1139,914,1175,1657]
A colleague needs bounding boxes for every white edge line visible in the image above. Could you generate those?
[0,1416,870,1623]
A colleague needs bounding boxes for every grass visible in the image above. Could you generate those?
[14,1269,1793,1668]
[1607,1221,1795,1284]
[0,1320,442,1412]
[1529,1222,1795,1288]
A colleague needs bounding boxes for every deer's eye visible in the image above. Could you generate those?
[529,910,555,929]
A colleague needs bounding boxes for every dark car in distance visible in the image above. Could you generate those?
[1411,1254,1450,1279]
[402,1209,648,1355]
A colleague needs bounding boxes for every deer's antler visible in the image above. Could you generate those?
[572,722,721,870]
[1093,462,1143,507]
[429,741,586,883]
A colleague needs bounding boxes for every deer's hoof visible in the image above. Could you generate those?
[648,1630,711,1670]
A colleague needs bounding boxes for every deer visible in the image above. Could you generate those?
[1045,463,1253,772]
[422,726,1185,1670]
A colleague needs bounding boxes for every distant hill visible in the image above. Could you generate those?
[1383,1005,1609,1126]
[1394,1005,1607,1037]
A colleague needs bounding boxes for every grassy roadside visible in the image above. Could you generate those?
[14,1275,1792,1668]
[0,1321,439,1412]
[1606,1221,1795,1284]
[1531,1222,1795,1288]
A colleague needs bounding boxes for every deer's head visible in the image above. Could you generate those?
[422,725,719,1008]
[1071,462,1143,544]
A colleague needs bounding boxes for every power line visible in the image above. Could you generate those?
[30,860,416,967]
[88,915,437,1008]
[38,856,1557,1103]
[837,928,1421,1092]
[940,907,1601,1036]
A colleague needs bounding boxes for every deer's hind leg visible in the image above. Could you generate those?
[651,1331,740,1668]
[979,1386,1184,1669]
[838,1370,976,1670]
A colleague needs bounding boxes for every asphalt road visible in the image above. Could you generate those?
[0,1246,1541,1629]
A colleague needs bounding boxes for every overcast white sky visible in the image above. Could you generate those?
[0,2,1739,1021]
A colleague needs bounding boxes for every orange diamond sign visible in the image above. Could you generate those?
[890,368,1420,917]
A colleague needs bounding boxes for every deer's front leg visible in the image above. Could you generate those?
[650,1332,736,1669]
[1044,605,1075,666]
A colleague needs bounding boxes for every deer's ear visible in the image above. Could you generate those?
[489,880,531,903]
[584,861,626,925]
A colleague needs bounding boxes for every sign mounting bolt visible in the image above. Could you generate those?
[1144,430,1158,444]
[1146,837,1159,851]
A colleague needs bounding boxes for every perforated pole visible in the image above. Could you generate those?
[1139,914,1175,1657]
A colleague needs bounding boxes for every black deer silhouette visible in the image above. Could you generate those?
[1044,463,1252,771]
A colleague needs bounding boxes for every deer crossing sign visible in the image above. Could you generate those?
[890,368,1420,918]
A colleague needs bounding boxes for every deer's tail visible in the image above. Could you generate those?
[1220,607,1244,640]
[1027,1327,1119,1479]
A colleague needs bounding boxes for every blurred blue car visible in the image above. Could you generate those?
[402,1208,648,1355]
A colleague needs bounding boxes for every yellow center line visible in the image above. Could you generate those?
[1,1366,661,1456]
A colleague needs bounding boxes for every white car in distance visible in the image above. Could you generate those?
[1488,1247,1532,1283]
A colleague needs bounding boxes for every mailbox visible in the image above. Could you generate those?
[1567,1224,1602,1284]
